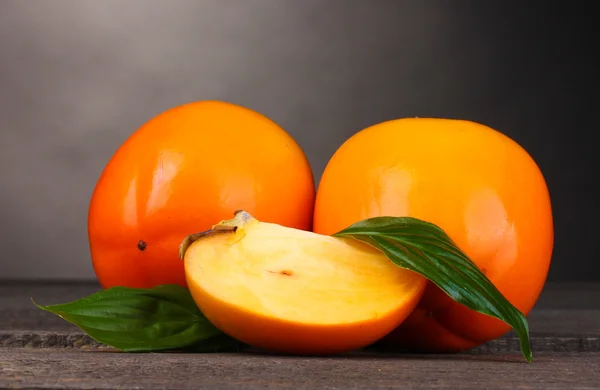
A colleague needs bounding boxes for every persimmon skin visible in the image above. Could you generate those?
[313,118,554,352]
[88,100,315,289]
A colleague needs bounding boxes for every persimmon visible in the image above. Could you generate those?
[313,118,554,352]
[88,101,315,289]
[180,211,427,355]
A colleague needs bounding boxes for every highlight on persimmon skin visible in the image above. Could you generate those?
[180,211,427,355]
[313,117,554,353]
[87,100,315,290]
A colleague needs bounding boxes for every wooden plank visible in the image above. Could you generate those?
[1,281,598,352]
[1,282,599,389]
[1,349,599,389]
[1,328,599,353]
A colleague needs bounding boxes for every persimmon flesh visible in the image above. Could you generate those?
[181,211,427,355]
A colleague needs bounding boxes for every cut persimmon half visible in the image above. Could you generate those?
[180,211,426,355]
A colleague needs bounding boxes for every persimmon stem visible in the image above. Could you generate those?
[179,210,255,259]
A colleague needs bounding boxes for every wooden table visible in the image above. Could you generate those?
[1,282,599,389]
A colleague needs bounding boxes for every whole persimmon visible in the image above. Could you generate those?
[313,118,554,352]
[88,100,315,289]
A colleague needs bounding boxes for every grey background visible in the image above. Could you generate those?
[0,1,596,281]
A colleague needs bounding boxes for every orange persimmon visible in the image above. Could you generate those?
[181,211,427,355]
[88,101,315,289]
[313,118,554,352]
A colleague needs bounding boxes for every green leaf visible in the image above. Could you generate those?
[34,284,235,352]
[333,216,532,362]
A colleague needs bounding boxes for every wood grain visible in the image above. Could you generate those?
[1,281,598,389]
